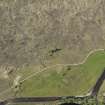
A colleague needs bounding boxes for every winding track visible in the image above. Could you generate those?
[91,69,105,96]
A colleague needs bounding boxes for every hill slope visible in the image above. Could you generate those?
[0,0,105,67]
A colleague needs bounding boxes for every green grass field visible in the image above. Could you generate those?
[18,50,105,97]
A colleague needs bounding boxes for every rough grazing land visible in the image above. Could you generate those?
[1,0,105,104]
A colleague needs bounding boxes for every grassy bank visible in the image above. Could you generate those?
[18,50,105,97]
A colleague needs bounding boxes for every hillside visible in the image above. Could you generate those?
[1,0,105,104]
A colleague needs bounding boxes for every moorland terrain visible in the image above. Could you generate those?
[0,0,105,104]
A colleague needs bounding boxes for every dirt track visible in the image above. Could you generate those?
[91,69,105,96]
